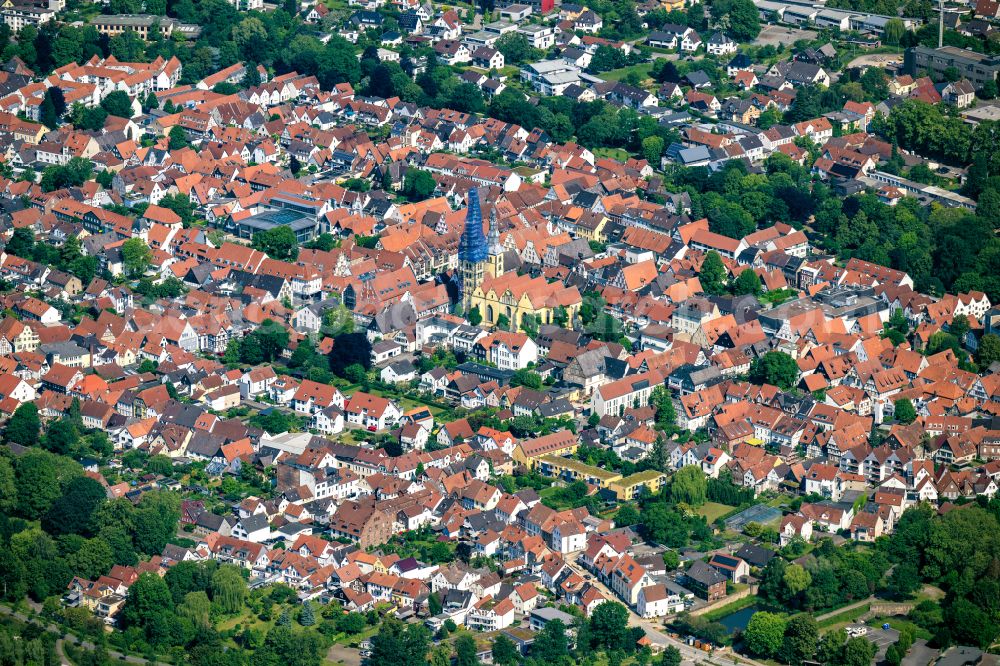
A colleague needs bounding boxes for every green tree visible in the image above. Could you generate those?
[780,614,818,665]
[492,635,518,666]
[468,306,483,326]
[5,402,40,446]
[884,18,905,45]
[842,637,877,666]
[299,600,316,626]
[615,503,640,527]
[66,537,113,580]
[158,193,196,226]
[783,563,812,596]
[43,418,80,456]
[178,590,211,629]
[211,564,247,613]
[252,225,299,261]
[749,351,799,390]
[949,314,970,341]
[455,634,479,666]
[710,0,760,41]
[670,466,707,506]
[6,227,35,257]
[337,612,367,634]
[660,646,681,666]
[532,618,569,661]
[14,450,67,519]
[947,598,995,648]
[42,475,106,536]
[977,333,1000,366]
[744,611,786,658]
[642,136,664,164]
[894,398,917,424]
[121,571,173,630]
[369,618,431,666]
[699,250,727,295]
[495,32,539,65]
[121,237,152,277]
[132,490,180,555]
[168,125,189,150]
[40,88,63,129]
[511,368,543,390]
[732,268,762,296]
[402,169,437,202]
[589,602,631,652]
[520,312,539,339]
[885,561,920,599]
[101,90,133,118]
[0,457,15,514]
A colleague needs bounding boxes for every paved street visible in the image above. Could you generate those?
[0,604,169,666]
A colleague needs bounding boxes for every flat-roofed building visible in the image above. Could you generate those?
[905,45,1000,91]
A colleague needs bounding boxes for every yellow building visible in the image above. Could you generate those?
[512,430,579,469]
[562,207,609,242]
[609,470,668,501]
[470,271,581,330]
[538,454,623,488]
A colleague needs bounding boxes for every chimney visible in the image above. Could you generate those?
[939,0,944,49]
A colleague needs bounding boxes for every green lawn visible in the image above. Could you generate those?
[817,603,871,631]
[766,495,793,509]
[599,62,654,83]
[697,502,736,522]
[594,147,631,162]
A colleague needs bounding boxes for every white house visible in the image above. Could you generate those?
[637,584,686,618]
[344,391,402,431]
[705,32,737,56]
[380,359,418,384]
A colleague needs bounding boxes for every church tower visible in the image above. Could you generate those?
[459,188,487,311]
[485,206,504,280]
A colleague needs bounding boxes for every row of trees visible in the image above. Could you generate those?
[372,602,656,666]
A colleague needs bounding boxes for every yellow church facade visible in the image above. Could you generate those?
[469,272,582,330]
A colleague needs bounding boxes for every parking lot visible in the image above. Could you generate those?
[846,624,899,661]
[753,24,817,48]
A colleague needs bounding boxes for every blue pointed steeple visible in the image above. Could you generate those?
[459,188,488,264]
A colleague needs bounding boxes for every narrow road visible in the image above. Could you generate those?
[814,596,873,622]
[562,555,768,666]
[0,604,170,666]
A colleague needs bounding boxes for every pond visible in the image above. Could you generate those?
[716,604,759,635]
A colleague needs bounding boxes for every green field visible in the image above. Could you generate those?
[818,603,871,631]
[697,502,736,522]
[599,62,654,82]
[594,147,631,162]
